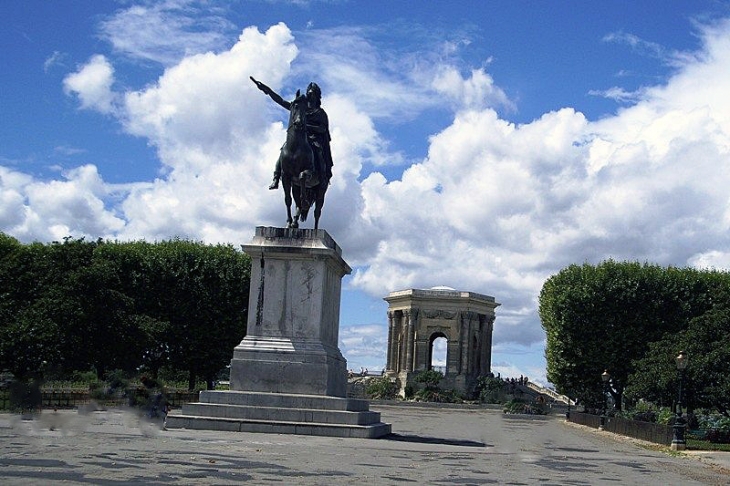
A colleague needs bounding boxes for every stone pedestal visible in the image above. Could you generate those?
[230,227,348,397]
[165,227,391,438]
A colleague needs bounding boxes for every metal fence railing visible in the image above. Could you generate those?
[0,389,201,411]
[605,415,674,445]
[568,411,602,429]
[568,411,674,446]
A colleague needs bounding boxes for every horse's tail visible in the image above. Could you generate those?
[300,207,309,221]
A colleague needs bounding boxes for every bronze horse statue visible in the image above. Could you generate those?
[278,90,328,229]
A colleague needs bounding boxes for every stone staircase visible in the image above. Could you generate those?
[525,382,575,405]
[165,390,391,439]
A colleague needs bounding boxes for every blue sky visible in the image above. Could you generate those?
[3,1,730,386]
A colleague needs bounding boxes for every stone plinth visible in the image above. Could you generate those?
[231,226,349,397]
[166,227,391,438]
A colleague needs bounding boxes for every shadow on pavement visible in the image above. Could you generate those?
[383,433,488,448]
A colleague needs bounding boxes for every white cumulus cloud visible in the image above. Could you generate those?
[63,55,116,114]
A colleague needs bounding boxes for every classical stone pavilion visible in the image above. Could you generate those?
[166,227,390,438]
[384,287,499,397]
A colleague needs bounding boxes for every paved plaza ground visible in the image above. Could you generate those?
[1,403,729,485]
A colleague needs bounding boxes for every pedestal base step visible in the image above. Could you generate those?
[164,390,392,439]
[165,413,391,438]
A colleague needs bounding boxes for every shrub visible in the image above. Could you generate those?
[414,387,463,404]
[365,377,397,400]
[698,414,730,443]
[71,370,99,384]
[656,407,674,425]
[616,401,673,424]
[411,370,458,402]
[105,369,131,393]
[8,379,42,412]
[88,381,107,401]
[477,375,506,404]
[414,370,443,388]
[503,398,547,415]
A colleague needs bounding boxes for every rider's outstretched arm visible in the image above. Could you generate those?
[250,76,291,110]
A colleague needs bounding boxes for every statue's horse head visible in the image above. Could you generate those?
[288,90,308,132]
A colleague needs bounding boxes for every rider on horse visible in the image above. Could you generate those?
[250,78,333,190]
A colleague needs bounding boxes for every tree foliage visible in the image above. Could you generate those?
[627,293,730,416]
[0,234,251,388]
[539,260,729,409]
[365,376,397,400]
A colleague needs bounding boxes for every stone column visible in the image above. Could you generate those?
[386,311,395,372]
[401,311,410,372]
[485,315,495,374]
[405,309,417,371]
[458,312,467,374]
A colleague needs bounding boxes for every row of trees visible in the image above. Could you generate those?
[0,234,251,389]
[540,260,730,415]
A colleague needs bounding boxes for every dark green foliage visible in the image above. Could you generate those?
[696,414,730,443]
[627,292,730,416]
[409,369,463,403]
[97,239,251,389]
[0,303,62,379]
[7,379,43,413]
[614,402,673,424]
[413,369,443,388]
[365,376,397,399]
[476,375,506,404]
[0,233,251,389]
[415,387,464,403]
[540,260,729,410]
[503,398,547,415]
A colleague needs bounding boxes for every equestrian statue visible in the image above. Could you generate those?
[250,77,333,230]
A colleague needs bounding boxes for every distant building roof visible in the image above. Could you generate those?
[384,287,500,310]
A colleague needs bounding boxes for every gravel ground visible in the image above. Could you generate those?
[1,404,728,485]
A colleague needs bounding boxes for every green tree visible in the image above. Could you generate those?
[0,234,251,386]
[628,296,730,416]
[0,237,69,377]
[159,240,250,390]
[64,257,142,378]
[0,301,62,379]
[540,260,726,410]
[98,239,250,389]
[0,240,55,318]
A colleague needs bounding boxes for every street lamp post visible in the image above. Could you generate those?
[671,351,688,451]
[599,370,610,430]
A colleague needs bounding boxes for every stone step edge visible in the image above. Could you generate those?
[166,412,391,431]
[185,402,379,416]
[181,402,381,425]
[198,391,371,411]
